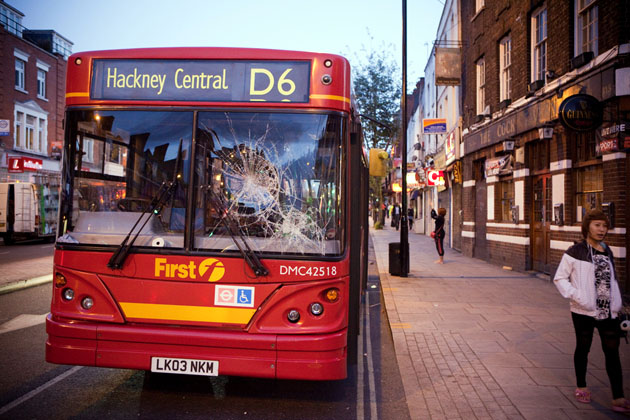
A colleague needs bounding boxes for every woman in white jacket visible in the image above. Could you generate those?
[553,209,628,412]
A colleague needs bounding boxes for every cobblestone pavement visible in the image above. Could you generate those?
[371,222,630,420]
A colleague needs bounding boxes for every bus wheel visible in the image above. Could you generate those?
[2,234,14,245]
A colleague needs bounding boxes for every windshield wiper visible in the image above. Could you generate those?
[107,140,183,270]
[107,181,178,269]
[207,189,269,277]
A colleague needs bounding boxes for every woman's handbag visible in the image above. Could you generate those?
[430,231,436,238]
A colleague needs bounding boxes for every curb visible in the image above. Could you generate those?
[0,274,52,295]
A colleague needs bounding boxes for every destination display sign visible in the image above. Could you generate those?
[90,59,311,103]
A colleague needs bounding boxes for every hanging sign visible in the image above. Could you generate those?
[597,121,630,154]
[558,94,603,132]
[0,119,10,136]
[425,169,445,186]
[445,129,456,163]
[435,48,461,86]
[423,118,447,134]
[485,155,513,177]
[453,160,463,184]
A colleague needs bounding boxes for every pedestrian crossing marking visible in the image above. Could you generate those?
[0,313,48,335]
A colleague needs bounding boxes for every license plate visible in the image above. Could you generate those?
[150,357,218,376]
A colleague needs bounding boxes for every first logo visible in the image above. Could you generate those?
[198,258,225,282]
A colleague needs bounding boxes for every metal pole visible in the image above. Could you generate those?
[400,0,409,277]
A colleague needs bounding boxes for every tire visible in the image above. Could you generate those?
[2,234,14,245]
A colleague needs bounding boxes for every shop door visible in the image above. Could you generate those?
[474,179,488,260]
[531,175,552,273]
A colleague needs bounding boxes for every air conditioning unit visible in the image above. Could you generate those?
[570,51,594,70]
[502,140,515,151]
[538,127,554,139]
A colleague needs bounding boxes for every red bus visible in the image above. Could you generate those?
[46,48,368,380]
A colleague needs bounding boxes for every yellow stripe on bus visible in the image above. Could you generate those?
[309,94,351,104]
[119,302,256,324]
[66,92,90,98]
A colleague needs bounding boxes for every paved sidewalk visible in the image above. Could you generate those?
[370,223,630,420]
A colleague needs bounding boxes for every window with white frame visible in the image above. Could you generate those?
[25,115,35,150]
[531,6,547,83]
[37,69,46,99]
[1,4,23,36]
[15,58,25,90]
[36,61,50,100]
[576,0,598,56]
[476,58,485,115]
[15,112,24,148]
[499,35,512,101]
[14,105,48,155]
[39,118,46,152]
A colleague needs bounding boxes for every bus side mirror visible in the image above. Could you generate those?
[369,148,388,177]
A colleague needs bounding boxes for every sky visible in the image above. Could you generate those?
[10,0,445,91]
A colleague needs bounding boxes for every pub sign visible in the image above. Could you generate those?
[558,94,602,132]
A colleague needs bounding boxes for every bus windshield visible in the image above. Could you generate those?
[59,110,344,256]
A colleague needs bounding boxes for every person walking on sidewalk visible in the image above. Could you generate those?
[553,209,629,413]
[431,208,446,264]
[407,207,414,230]
[392,203,401,230]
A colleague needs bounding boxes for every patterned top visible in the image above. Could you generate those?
[592,247,612,320]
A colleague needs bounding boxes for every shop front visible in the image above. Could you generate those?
[461,62,629,292]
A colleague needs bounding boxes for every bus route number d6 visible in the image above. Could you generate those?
[249,68,296,102]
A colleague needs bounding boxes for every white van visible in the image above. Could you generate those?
[0,182,58,244]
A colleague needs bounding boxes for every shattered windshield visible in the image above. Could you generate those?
[194,112,343,255]
[58,110,192,248]
[58,110,344,256]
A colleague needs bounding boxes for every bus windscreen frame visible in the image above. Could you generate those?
[58,109,345,257]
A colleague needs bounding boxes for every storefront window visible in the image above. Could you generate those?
[575,165,602,222]
[575,132,598,162]
[529,139,549,173]
[498,180,514,222]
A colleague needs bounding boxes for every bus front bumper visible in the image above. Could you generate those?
[45,314,347,380]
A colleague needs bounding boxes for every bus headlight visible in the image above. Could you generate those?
[81,296,94,310]
[310,302,324,316]
[62,288,75,301]
[287,309,300,323]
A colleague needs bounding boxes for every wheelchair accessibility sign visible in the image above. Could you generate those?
[214,285,255,308]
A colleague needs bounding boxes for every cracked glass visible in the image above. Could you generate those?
[194,111,343,256]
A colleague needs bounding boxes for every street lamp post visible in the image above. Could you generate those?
[400,0,409,277]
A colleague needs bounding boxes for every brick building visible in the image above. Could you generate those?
[0,1,72,186]
[459,0,629,292]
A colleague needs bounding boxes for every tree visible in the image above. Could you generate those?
[352,44,401,150]
[351,41,401,225]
